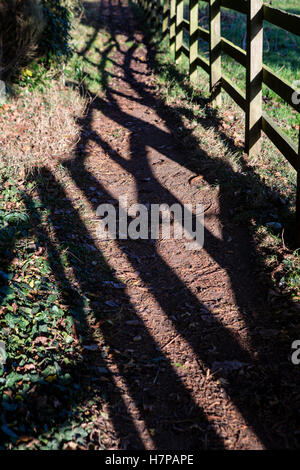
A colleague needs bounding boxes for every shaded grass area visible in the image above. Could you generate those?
[0,164,114,449]
[0,2,114,450]
[0,172,84,448]
[64,0,116,93]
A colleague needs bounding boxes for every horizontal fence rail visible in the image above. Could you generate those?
[135,0,300,246]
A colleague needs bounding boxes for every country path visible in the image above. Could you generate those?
[37,0,299,450]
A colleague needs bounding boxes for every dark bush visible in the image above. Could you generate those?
[0,0,80,80]
[40,0,72,60]
[0,0,44,79]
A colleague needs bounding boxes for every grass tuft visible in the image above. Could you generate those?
[0,82,87,177]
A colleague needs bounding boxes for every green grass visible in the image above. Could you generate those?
[269,0,300,14]
[64,5,115,94]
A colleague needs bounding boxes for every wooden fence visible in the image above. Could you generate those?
[136,0,300,246]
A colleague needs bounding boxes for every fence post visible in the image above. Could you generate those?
[170,0,176,57]
[189,0,198,83]
[162,0,170,39]
[175,0,184,63]
[245,0,263,156]
[209,0,222,106]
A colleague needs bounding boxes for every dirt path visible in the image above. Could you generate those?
[34,0,299,450]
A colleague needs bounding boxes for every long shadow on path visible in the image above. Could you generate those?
[1,0,299,450]
[62,0,300,449]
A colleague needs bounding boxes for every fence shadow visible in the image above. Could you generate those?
[1,0,299,450]
[64,0,300,448]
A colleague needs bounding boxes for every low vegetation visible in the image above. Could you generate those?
[0,84,86,176]
[0,0,97,449]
